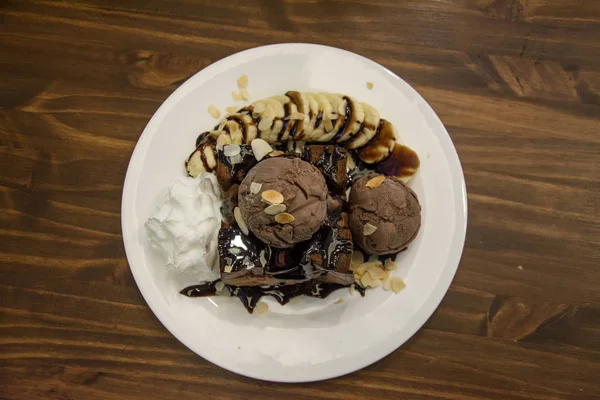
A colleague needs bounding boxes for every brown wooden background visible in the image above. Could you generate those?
[2,0,600,399]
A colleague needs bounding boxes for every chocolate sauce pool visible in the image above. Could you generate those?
[181,195,356,313]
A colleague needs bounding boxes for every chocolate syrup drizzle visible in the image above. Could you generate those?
[182,139,412,313]
[180,281,349,313]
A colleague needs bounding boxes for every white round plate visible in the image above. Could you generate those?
[122,43,467,382]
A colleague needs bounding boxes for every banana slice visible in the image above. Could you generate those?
[346,102,380,149]
[357,119,397,164]
[312,92,333,119]
[252,95,292,142]
[215,131,232,150]
[336,96,365,143]
[278,101,299,142]
[186,135,218,177]
[226,114,258,144]
[267,119,285,143]
[322,93,345,142]
[377,143,420,183]
[262,97,287,119]
[270,95,293,110]
[322,93,346,140]
[285,91,311,140]
[311,93,336,142]
[257,110,282,143]
[271,95,295,142]
[304,93,323,142]
[249,96,286,118]
[303,93,321,141]
[223,120,243,144]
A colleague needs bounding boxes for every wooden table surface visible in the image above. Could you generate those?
[2,1,600,399]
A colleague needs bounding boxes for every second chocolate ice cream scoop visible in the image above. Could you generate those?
[349,174,421,255]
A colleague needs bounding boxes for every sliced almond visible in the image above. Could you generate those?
[349,285,356,296]
[253,102,266,114]
[370,279,381,288]
[363,223,378,236]
[339,102,346,115]
[229,154,242,165]
[294,141,305,154]
[237,74,248,88]
[287,112,305,120]
[264,203,286,215]
[365,175,385,188]
[240,87,249,100]
[275,212,295,224]
[234,207,249,235]
[361,274,380,288]
[391,277,406,294]
[383,269,391,281]
[361,261,378,270]
[324,119,334,132]
[224,265,233,273]
[351,251,364,266]
[268,150,284,157]
[366,81,374,90]
[226,106,237,114]
[215,281,225,291]
[232,91,243,101]
[208,105,220,119]
[355,263,369,276]
[258,117,273,132]
[250,182,263,194]
[384,258,399,271]
[360,274,373,287]
[223,144,241,157]
[335,298,344,304]
[230,248,241,255]
[255,301,268,315]
[263,105,275,120]
[261,189,284,205]
[259,249,267,267]
[382,280,392,291]
[367,267,385,280]
[346,155,356,171]
[287,141,294,153]
[251,138,273,161]
[368,254,379,263]
[327,113,338,120]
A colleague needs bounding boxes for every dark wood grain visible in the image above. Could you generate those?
[1,0,600,398]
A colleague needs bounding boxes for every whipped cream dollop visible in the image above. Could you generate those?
[145,173,223,282]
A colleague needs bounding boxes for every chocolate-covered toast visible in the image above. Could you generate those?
[217,144,354,289]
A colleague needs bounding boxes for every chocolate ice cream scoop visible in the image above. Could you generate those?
[349,174,421,255]
[238,157,328,248]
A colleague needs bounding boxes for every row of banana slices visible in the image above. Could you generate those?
[187,91,402,177]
